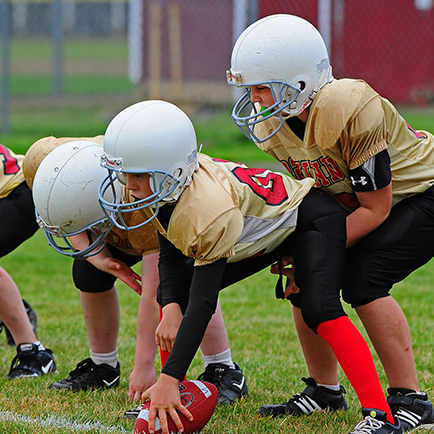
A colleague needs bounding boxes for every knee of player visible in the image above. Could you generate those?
[73,272,115,293]
[298,298,333,332]
[341,286,379,308]
[301,309,332,332]
[298,281,346,331]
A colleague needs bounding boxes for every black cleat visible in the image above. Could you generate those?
[7,343,56,379]
[49,358,120,391]
[258,377,347,417]
[387,388,434,431]
[349,408,403,434]
[197,362,248,405]
[0,299,38,346]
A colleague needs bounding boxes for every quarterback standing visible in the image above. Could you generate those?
[98,99,402,434]
[226,13,434,432]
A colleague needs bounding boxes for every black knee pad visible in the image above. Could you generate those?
[73,259,117,293]
[72,245,141,293]
[292,230,346,332]
[342,289,382,309]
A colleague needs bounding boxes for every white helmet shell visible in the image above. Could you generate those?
[99,100,199,230]
[227,14,334,142]
[33,140,120,257]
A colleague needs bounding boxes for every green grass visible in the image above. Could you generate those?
[0,107,434,433]
[0,105,113,153]
[0,230,433,433]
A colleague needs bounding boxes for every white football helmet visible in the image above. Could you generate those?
[227,14,334,143]
[32,141,121,258]
[99,100,199,230]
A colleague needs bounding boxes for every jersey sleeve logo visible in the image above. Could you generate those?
[350,176,368,186]
[0,145,20,175]
[231,166,288,206]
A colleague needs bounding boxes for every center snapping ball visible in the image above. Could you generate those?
[134,380,218,434]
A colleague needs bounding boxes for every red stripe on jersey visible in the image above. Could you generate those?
[0,145,20,175]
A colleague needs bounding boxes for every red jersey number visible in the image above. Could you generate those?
[0,145,20,175]
[232,166,288,206]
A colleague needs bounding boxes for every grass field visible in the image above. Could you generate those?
[0,230,433,434]
[0,106,434,433]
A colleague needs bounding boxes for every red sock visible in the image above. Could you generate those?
[317,316,394,424]
[159,347,171,368]
[158,305,186,381]
[158,305,171,368]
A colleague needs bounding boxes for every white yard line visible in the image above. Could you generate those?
[2,410,432,433]
[415,424,434,432]
[0,411,130,433]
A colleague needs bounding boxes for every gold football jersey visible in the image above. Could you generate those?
[23,136,158,256]
[142,154,314,265]
[0,144,25,198]
[254,78,434,212]
[23,135,105,189]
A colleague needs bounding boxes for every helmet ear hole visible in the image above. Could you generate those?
[298,81,306,91]
[116,172,127,185]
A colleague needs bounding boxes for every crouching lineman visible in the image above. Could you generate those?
[23,138,248,412]
[97,99,402,434]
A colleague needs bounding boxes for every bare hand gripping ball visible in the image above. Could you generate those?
[134,380,218,434]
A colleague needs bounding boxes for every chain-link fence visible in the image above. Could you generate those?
[1,0,434,134]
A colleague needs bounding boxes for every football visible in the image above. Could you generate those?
[133,380,218,434]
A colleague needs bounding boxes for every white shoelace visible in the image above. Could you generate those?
[350,416,385,434]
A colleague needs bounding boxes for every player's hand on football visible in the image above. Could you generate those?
[141,374,193,434]
[270,256,300,295]
[156,304,183,352]
[128,360,157,401]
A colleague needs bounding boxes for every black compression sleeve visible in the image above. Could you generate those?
[348,149,391,192]
[161,257,227,381]
[157,232,192,311]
